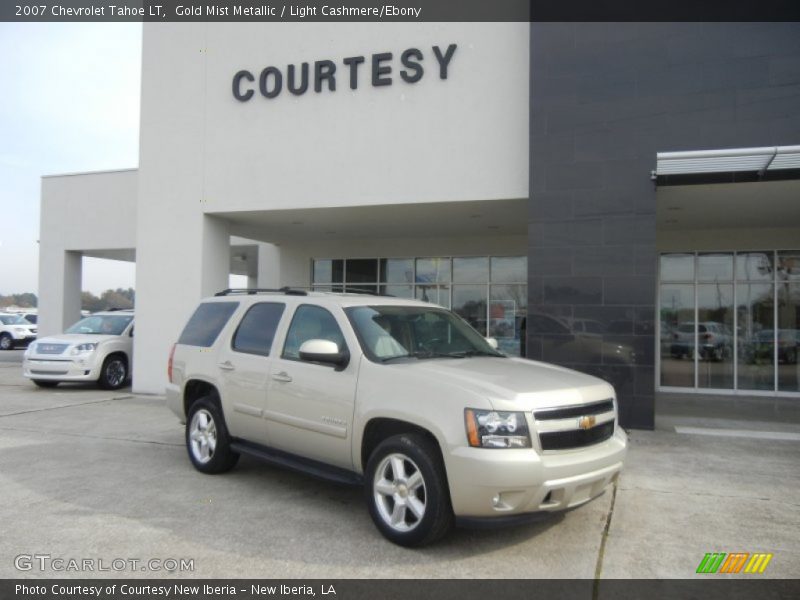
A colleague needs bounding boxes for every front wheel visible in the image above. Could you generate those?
[0,334,12,351]
[186,397,239,474]
[98,355,128,390]
[365,433,453,547]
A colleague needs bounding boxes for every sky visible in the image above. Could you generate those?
[0,22,141,295]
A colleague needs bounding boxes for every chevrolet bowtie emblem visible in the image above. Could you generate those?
[578,415,597,430]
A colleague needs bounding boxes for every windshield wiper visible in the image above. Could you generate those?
[381,350,468,362]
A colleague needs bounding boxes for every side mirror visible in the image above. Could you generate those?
[299,339,349,368]
[485,337,499,350]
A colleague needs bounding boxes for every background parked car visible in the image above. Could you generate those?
[0,312,37,350]
[670,321,732,361]
[749,329,799,364]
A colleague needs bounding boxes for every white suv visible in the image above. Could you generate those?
[0,313,37,350]
[23,310,134,389]
[167,289,627,546]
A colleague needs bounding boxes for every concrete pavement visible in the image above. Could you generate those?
[0,356,797,579]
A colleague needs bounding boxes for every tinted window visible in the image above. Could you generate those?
[232,303,285,356]
[178,302,238,347]
[282,305,347,361]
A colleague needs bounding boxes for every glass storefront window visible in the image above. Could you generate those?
[380,259,414,283]
[660,254,694,282]
[416,284,451,308]
[345,259,378,283]
[698,253,733,282]
[736,252,774,282]
[453,257,489,283]
[312,259,344,284]
[778,283,800,392]
[737,283,775,391]
[778,251,800,282]
[415,258,451,284]
[491,256,526,283]
[313,255,528,356]
[380,284,413,299]
[452,285,487,335]
[659,250,799,394]
[697,284,734,389]
[490,284,527,356]
[660,284,695,388]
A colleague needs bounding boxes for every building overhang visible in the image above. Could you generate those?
[653,145,800,186]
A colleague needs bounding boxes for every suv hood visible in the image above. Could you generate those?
[33,334,118,346]
[387,356,614,411]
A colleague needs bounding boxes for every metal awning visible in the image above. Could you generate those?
[654,145,800,179]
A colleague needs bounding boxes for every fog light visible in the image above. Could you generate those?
[492,494,501,507]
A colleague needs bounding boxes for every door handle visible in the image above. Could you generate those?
[218,361,235,371]
[271,371,292,383]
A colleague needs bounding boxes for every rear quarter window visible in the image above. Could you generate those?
[178,302,239,347]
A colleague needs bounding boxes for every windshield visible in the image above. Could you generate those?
[66,314,133,335]
[0,315,28,325]
[345,305,503,362]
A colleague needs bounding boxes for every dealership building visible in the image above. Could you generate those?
[38,23,800,428]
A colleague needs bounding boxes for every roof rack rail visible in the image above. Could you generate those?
[106,307,134,311]
[214,287,308,297]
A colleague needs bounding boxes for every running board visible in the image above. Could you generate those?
[230,440,363,486]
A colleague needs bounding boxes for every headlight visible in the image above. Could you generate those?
[70,343,98,355]
[464,409,531,448]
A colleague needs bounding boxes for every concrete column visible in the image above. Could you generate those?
[256,243,281,288]
[133,215,229,394]
[37,247,82,337]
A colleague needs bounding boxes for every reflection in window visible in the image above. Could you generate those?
[415,258,451,284]
[660,284,695,387]
[736,252,774,282]
[737,283,774,391]
[416,285,451,309]
[490,284,527,356]
[452,285,487,334]
[778,283,800,391]
[345,259,378,283]
[697,284,734,389]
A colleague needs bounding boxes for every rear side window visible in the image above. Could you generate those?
[178,302,239,347]
[232,303,285,356]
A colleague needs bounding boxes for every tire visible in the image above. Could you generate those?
[364,433,453,547]
[0,334,12,351]
[98,354,128,390]
[185,396,239,474]
[32,380,59,388]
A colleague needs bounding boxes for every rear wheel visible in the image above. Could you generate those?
[365,433,453,547]
[32,380,58,388]
[186,396,239,474]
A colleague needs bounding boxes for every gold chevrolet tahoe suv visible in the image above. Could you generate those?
[166,288,627,546]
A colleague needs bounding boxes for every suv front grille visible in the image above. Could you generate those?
[35,343,69,355]
[533,399,616,451]
[539,421,614,451]
[533,400,614,421]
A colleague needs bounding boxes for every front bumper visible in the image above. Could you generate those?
[12,334,36,348]
[445,428,627,518]
[23,356,101,381]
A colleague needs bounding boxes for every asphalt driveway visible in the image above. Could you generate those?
[0,357,797,579]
